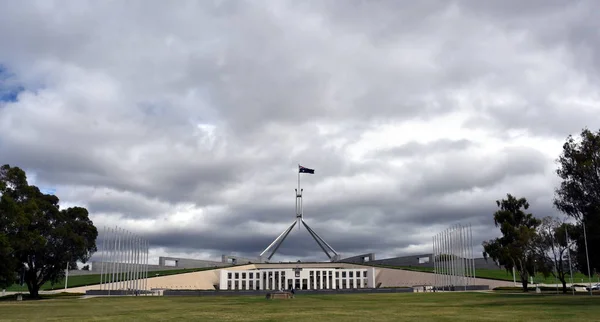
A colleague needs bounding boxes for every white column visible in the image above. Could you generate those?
[367,268,375,288]
[219,270,228,290]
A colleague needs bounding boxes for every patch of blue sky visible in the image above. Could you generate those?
[0,64,25,103]
[40,187,57,195]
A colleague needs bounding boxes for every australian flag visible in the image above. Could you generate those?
[299,165,315,174]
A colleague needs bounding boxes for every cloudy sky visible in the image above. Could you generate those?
[1,0,599,264]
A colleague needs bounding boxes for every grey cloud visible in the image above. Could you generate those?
[374,139,476,158]
[404,146,550,197]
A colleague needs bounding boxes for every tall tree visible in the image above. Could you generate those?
[482,194,544,292]
[0,164,98,297]
[532,217,577,293]
[554,128,600,276]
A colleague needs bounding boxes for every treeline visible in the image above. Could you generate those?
[483,128,600,293]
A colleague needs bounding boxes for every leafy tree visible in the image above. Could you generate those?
[482,194,545,292]
[532,217,577,293]
[0,164,98,297]
[554,128,600,276]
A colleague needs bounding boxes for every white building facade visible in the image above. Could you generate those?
[219,267,376,291]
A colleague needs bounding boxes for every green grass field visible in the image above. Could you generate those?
[1,292,599,321]
[6,264,596,293]
[379,265,595,285]
[4,267,215,292]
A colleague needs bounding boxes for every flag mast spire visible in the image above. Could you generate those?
[259,164,340,262]
[296,164,302,229]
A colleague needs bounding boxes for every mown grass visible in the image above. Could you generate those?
[371,265,594,285]
[3,267,217,292]
[0,292,599,321]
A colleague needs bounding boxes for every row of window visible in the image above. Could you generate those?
[226,270,366,280]
[225,278,369,290]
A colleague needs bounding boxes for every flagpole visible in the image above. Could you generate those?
[297,164,301,230]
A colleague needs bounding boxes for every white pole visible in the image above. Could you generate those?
[432,235,439,290]
[143,239,146,292]
[460,225,469,291]
[111,226,118,291]
[145,239,149,292]
[470,224,476,281]
[100,226,106,291]
[120,229,126,291]
[566,226,574,296]
[435,233,439,290]
[135,236,140,291]
[106,227,113,292]
[467,224,472,286]
[116,228,122,291]
[452,226,456,288]
[582,220,593,296]
[64,261,69,290]
[127,231,133,292]
[132,236,137,291]
[446,227,450,289]
[468,223,473,285]
[442,230,446,290]
[445,228,450,290]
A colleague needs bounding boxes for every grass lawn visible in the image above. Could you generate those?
[0,292,599,321]
[3,267,217,292]
[375,265,595,285]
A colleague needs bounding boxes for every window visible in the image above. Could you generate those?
[242,273,246,279]
[249,272,253,279]
[228,273,232,279]
[235,273,239,279]
[349,271,353,278]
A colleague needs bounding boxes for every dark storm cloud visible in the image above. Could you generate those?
[145,221,413,260]
[0,0,596,261]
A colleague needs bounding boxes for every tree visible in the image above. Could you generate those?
[0,164,98,297]
[482,194,544,292]
[553,128,600,276]
[81,265,90,271]
[532,217,577,293]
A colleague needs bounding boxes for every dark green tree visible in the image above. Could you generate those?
[482,194,544,292]
[553,128,600,276]
[0,164,98,297]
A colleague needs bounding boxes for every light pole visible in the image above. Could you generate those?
[582,218,593,296]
